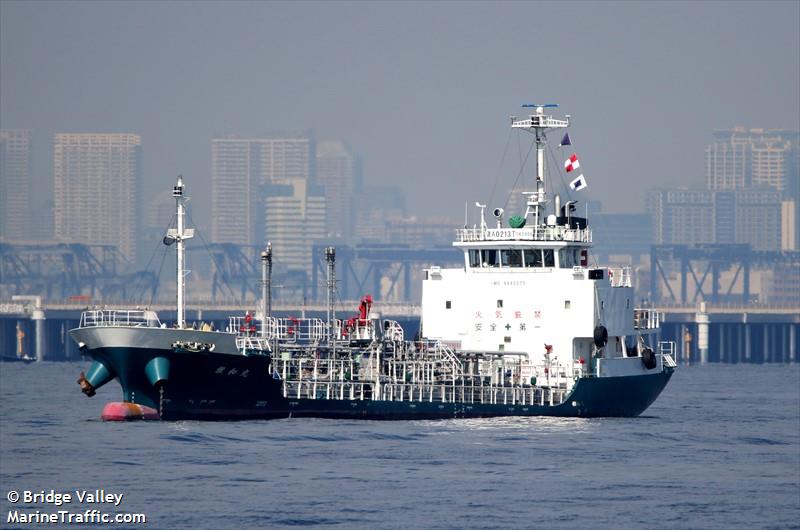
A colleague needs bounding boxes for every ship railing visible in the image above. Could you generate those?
[658,341,677,368]
[277,353,568,405]
[607,266,632,287]
[229,316,326,344]
[79,309,160,328]
[235,335,272,354]
[633,308,660,330]
[455,226,592,243]
[383,320,405,342]
[281,378,568,407]
[432,341,463,380]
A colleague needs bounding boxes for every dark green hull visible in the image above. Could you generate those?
[82,346,673,420]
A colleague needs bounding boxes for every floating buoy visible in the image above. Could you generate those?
[101,402,160,421]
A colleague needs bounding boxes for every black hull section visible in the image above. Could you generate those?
[85,347,673,420]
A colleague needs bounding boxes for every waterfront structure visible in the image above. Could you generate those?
[211,136,313,246]
[53,133,141,262]
[0,130,32,241]
[316,141,355,240]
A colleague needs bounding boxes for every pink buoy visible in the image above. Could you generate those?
[101,402,160,421]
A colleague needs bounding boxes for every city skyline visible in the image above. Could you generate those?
[1,1,798,237]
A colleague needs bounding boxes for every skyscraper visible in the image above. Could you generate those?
[211,136,313,246]
[705,127,799,249]
[316,141,355,240]
[53,133,141,261]
[263,179,326,274]
[706,128,799,192]
[0,130,32,241]
[646,187,782,251]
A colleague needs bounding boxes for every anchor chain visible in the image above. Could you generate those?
[159,384,165,419]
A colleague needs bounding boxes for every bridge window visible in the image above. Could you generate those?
[481,249,500,267]
[543,249,555,268]
[559,248,580,268]
[468,250,480,268]
[524,249,543,267]
[501,249,523,267]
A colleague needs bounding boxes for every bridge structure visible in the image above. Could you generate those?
[0,242,158,303]
[310,243,461,302]
[650,244,800,305]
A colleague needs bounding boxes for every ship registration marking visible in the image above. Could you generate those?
[491,280,526,287]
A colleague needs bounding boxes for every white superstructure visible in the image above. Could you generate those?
[421,105,668,390]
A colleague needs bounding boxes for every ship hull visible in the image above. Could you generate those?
[78,344,673,421]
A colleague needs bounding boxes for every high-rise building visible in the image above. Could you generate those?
[705,131,750,190]
[53,133,141,261]
[647,189,716,246]
[647,187,782,251]
[211,136,313,246]
[353,184,407,243]
[706,128,799,192]
[263,179,326,274]
[316,141,355,240]
[0,130,32,241]
[590,213,653,258]
[705,128,799,249]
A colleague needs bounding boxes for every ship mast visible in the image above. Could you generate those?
[165,175,194,329]
[511,104,570,225]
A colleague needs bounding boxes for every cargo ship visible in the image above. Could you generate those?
[71,104,676,420]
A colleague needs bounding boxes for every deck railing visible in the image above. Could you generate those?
[634,308,660,330]
[79,309,160,328]
[281,378,568,407]
[658,341,678,367]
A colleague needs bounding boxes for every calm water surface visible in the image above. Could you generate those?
[1,362,798,529]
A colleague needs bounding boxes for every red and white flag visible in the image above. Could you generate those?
[564,153,580,173]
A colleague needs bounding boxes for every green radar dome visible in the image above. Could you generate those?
[508,215,526,228]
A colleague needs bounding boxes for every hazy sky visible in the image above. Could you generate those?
[2,1,798,232]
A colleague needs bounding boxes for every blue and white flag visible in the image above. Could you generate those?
[569,174,587,191]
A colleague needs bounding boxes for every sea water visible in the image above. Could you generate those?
[1,362,798,529]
